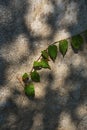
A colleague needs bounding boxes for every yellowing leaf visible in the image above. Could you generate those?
[59,40,68,57]
[48,45,58,61]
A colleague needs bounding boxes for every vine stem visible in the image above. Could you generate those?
[29,41,60,73]
[17,30,84,85]
[30,55,42,73]
[29,30,84,73]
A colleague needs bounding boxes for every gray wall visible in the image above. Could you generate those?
[0,0,87,130]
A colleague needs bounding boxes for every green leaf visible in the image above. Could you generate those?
[24,83,35,97]
[48,45,58,61]
[22,73,29,82]
[22,73,29,79]
[41,50,49,59]
[84,30,87,35]
[31,71,40,82]
[40,59,51,69]
[33,61,42,70]
[71,35,83,50]
[33,60,51,70]
[59,40,68,57]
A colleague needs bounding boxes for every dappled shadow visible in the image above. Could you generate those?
[0,0,30,86]
[63,64,87,127]
[0,98,34,130]
[0,57,10,86]
[0,85,36,130]
[0,0,87,85]
[0,0,29,45]
[42,64,87,129]
[42,73,62,130]
[0,0,87,130]
[1,64,87,129]
[0,72,62,130]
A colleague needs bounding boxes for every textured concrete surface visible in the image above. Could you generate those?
[0,0,87,130]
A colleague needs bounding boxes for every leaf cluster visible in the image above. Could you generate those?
[21,34,83,98]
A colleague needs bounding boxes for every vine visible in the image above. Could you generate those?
[17,30,86,98]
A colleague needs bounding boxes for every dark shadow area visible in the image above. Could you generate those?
[0,0,29,45]
[64,65,87,127]
[67,0,87,36]
[45,0,65,42]
[0,57,10,86]
[0,87,35,130]
[45,0,87,42]
[42,73,62,130]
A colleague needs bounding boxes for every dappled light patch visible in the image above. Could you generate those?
[58,112,76,130]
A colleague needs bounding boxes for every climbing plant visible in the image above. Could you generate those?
[17,31,86,98]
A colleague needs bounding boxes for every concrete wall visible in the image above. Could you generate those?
[0,0,87,130]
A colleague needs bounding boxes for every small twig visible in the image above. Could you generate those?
[30,55,42,73]
[16,76,24,88]
[29,39,69,73]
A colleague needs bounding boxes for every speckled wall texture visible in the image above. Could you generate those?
[0,0,87,130]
